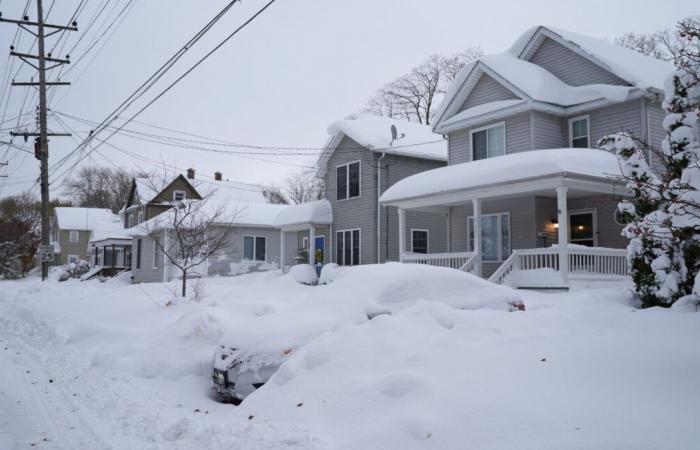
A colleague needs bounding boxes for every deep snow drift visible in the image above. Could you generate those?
[1,265,699,449]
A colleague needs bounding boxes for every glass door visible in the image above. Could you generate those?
[569,211,596,247]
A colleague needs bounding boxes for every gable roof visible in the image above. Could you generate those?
[433,25,675,132]
[316,114,447,178]
[127,174,201,208]
[54,207,120,232]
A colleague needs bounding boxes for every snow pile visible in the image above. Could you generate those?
[273,200,332,228]
[318,263,344,284]
[381,148,622,203]
[288,264,318,285]
[229,259,279,275]
[326,114,446,161]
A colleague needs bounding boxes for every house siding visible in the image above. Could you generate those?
[533,112,565,148]
[56,229,91,264]
[529,37,629,87]
[459,73,518,112]
[647,101,666,174]
[131,237,164,283]
[447,113,532,164]
[207,226,282,276]
[588,99,643,146]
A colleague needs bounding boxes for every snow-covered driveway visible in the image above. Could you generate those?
[1,267,699,450]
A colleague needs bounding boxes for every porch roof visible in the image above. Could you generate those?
[380,148,628,209]
[273,199,332,231]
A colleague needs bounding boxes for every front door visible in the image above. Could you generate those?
[569,210,596,247]
[314,236,325,264]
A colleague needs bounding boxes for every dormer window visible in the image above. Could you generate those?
[173,190,186,202]
[471,122,505,161]
[569,116,590,148]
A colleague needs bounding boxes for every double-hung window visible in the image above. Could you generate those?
[569,115,589,148]
[69,230,79,242]
[411,229,429,254]
[243,236,266,261]
[336,229,360,266]
[336,161,360,200]
[173,190,186,202]
[137,210,144,225]
[471,122,505,161]
[468,212,511,262]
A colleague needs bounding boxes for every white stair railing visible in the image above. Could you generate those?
[401,251,474,270]
[488,251,520,285]
[459,253,481,274]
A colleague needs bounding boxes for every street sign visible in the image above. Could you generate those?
[40,245,54,262]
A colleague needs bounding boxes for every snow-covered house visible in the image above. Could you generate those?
[315,114,448,266]
[380,26,675,288]
[50,207,123,266]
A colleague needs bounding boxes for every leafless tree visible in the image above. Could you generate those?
[362,47,482,125]
[285,170,324,204]
[262,184,289,204]
[140,182,238,297]
[614,16,700,66]
[64,166,146,213]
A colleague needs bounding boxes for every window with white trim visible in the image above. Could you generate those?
[69,230,79,242]
[411,229,429,254]
[336,161,360,200]
[468,212,511,262]
[569,115,589,148]
[336,229,360,266]
[471,122,505,161]
[173,190,186,202]
[67,254,79,264]
[137,210,144,224]
[243,236,266,261]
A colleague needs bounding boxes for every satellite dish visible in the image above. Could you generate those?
[390,124,398,141]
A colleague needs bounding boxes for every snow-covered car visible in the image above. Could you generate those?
[211,263,524,403]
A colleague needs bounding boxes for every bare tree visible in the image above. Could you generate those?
[262,184,289,204]
[614,16,700,65]
[362,47,482,125]
[285,170,324,204]
[141,189,237,297]
[64,166,146,213]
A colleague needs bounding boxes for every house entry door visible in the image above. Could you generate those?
[314,236,325,264]
[569,210,596,247]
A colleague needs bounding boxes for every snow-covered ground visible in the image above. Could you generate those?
[1,265,699,449]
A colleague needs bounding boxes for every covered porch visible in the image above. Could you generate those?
[273,200,333,270]
[382,149,631,288]
[90,238,132,271]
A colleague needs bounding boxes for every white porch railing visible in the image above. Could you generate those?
[489,247,629,285]
[401,251,474,270]
[459,253,480,275]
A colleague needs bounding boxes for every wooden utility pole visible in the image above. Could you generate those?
[1,1,77,280]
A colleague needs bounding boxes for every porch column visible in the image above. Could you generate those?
[472,198,482,277]
[112,244,115,268]
[280,229,285,270]
[398,208,406,262]
[556,186,569,283]
[308,224,316,265]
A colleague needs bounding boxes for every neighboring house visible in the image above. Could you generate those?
[51,207,122,265]
[315,114,449,266]
[380,25,675,288]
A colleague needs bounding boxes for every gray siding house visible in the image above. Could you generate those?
[316,114,449,266]
[380,26,675,288]
[51,207,122,266]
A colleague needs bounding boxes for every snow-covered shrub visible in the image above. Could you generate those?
[189,277,207,302]
[319,263,344,284]
[289,264,318,285]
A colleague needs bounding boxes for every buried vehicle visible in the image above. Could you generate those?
[211,262,524,403]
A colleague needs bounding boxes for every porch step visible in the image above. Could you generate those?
[516,286,570,293]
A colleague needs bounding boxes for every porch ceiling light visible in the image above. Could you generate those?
[551,218,559,229]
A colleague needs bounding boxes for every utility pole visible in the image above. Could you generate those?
[1,2,77,280]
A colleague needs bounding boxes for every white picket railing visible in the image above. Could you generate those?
[489,246,629,285]
[400,251,474,270]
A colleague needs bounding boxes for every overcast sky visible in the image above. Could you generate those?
[0,0,692,198]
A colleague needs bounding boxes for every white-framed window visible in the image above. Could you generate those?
[613,209,632,226]
[411,229,429,254]
[468,212,511,262]
[568,115,590,148]
[173,190,186,202]
[336,228,360,266]
[69,230,79,242]
[152,241,158,268]
[67,254,79,264]
[302,236,309,250]
[243,236,266,261]
[471,122,505,161]
[336,161,361,201]
[569,209,597,247]
[127,214,134,228]
[137,210,144,225]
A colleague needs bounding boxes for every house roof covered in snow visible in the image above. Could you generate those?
[380,148,624,205]
[273,200,333,228]
[54,207,119,232]
[316,114,447,177]
[433,25,675,133]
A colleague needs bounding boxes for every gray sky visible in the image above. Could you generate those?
[0,0,692,198]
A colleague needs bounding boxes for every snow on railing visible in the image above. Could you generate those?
[489,247,628,285]
[400,251,474,270]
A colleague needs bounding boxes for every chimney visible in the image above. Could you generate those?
[186,168,195,180]
[214,171,222,181]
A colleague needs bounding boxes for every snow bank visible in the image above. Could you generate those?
[381,148,622,203]
[318,263,344,284]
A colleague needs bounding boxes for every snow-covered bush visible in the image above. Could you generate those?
[319,263,345,284]
[288,264,318,285]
